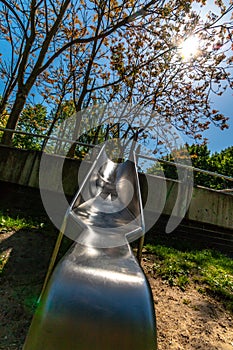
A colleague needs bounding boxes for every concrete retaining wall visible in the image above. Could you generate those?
[0,145,232,231]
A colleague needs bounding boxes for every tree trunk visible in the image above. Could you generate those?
[1,91,27,146]
[0,97,8,118]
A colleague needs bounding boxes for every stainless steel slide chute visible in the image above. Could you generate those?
[23,145,157,349]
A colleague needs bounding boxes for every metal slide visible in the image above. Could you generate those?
[23,145,157,350]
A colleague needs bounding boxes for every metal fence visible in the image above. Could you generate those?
[0,126,96,149]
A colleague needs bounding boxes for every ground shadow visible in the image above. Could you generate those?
[0,224,64,349]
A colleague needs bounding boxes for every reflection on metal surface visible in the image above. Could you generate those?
[23,146,157,349]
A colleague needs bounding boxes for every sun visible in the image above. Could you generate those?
[180,36,199,60]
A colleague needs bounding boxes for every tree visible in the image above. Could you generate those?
[13,104,48,150]
[0,97,9,140]
[187,144,213,187]
[0,0,233,148]
[209,146,233,189]
[148,144,233,190]
[0,0,71,144]
[188,145,233,189]
[0,0,165,145]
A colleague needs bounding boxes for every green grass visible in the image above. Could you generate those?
[145,243,233,312]
[0,210,45,231]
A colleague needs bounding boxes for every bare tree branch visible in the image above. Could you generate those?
[0,0,27,37]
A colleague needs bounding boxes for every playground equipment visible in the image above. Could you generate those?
[23,145,157,350]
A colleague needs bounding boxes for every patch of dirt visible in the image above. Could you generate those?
[142,257,233,350]
[0,229,233,350]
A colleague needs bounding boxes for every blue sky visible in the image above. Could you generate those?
[202,88,232,153]
[190,0,233,153]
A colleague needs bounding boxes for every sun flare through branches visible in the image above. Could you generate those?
[180,36,200,60]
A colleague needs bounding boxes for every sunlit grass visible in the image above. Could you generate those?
[145,244,233,312]
[0,210,44,232]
